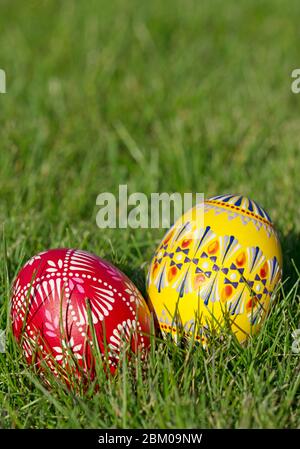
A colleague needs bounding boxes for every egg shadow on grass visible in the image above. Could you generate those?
[101,253,162,335]
[101,253,148,297]
[278,229,300,291]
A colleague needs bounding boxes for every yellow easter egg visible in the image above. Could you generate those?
[147,194,282,344]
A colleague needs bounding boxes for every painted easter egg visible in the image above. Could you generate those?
[147,194,282,344]
[11,249,151,384]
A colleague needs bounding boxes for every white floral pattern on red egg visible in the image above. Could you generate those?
[11,248,151,385]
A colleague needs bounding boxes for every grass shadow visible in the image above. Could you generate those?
[280,229,300,291]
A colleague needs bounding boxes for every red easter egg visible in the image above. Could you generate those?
[11,249,151,385]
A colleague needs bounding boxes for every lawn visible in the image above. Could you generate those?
[0,0,299,428]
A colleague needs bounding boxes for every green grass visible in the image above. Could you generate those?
[0,0,300,428]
